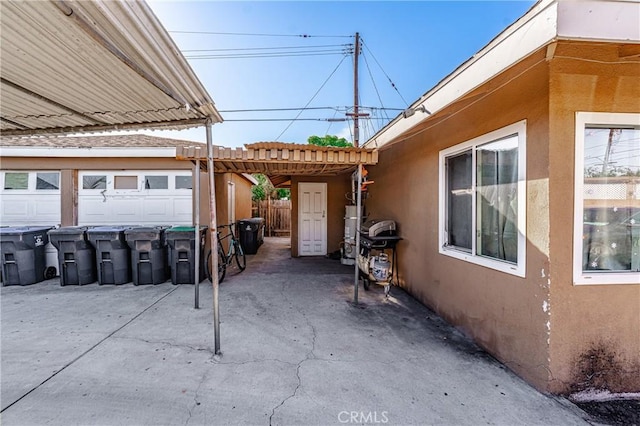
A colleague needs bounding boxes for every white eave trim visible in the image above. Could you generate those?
[0,147,178,158]
[241,173,260,185]
[365,0,640,150]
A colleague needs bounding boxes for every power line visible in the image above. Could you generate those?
[275,55,349,141]
[170,30,352,38]
[219,106,404,113]
[361,38,409,106]
[185,50,351,60]
[182,44,351,52]
[361,50,390,123]
[223,118,351,122]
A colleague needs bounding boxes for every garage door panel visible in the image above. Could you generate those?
[143,199,169,217]
[78,171,192,226]
[2,197,29,216]
[0,172,61,226]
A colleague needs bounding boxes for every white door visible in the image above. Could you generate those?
[298,182,327,256]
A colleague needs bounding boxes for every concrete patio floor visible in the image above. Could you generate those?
[1,237,592,425]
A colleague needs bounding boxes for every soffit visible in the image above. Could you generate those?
[0,0,222,137]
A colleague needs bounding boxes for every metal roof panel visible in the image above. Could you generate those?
[0,0,222,136]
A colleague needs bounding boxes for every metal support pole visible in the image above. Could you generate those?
[353,164,363,305]
[194,162,201,309]
[205,121,221,355]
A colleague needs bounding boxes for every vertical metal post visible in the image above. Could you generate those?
[194,161,201,309]
[353,164,363,304]
[353,32,360,148]
[206,120,221,355]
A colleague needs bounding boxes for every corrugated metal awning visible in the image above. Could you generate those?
[0,0,222,136]
[176,142,378,181]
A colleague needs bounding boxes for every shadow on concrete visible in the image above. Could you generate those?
[1,237,593,425]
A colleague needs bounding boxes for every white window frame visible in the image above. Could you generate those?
[439,120,527,277]
[573,112,640,285]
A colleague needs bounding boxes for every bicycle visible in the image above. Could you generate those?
[206,223,246,283]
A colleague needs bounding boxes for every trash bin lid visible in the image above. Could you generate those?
[166,226,196,232]
[124,226,167,240]
[48,226,90,235]
[87,225,133,233]
[0,225,52,236]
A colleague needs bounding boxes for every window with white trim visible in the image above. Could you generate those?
[439,121,527,277]
[574,112,640,285]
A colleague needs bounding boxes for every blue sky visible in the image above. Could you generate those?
[143,1,536,147]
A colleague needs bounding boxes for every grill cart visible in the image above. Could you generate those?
[357,219,402,297]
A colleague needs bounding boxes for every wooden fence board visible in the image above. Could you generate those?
[251,199,291,237]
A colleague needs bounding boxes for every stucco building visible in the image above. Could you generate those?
[363,0,639,394]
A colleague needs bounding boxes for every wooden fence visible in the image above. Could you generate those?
[252,199,291,237]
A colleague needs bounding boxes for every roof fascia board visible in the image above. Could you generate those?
[0,147,177,158]
[365,0,558,150]
[241,173,260,185]
[557,0,640,42]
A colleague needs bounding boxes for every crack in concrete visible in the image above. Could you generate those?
[268,282,318,426]
[185,367,208,426]
[112,335,211,354]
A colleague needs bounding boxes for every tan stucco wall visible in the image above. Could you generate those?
[366,50,555,391]
[367,41,640,394]
[291,174,351,257]
[547,42,640,393]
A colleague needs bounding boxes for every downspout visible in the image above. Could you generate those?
[206,120,221,355]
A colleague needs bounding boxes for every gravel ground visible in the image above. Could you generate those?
[576,399,640,426]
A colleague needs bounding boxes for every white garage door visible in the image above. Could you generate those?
[0,171,61,226]
[78,171,192,226]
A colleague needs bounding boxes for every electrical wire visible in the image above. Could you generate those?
[186,51,350,60]
[182,44,351,52]
[325,108,340,134]
[170,30,352,38]
[361,50,390,122]
[275,55,349,141]
[223,118,353,122]
[361,38,409,106]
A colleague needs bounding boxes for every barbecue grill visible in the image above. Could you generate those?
[358,219,401,296]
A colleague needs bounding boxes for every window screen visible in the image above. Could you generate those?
[83,175,107,189]
[445,151,472,251]
[4,173,28,190]
[144,176,168,189]
[114,176,138,190]
[175,176,192,190]
[36,172,60,190]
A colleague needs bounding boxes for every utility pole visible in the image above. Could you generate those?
[353,32,360,148]
[346,33,369,147]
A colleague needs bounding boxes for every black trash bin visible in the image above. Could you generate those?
[165,226,206,285]
[125,226,169,285]
[87,226,132,285]
[0,226,52,286]
[237,218,265,255]
[48,226,96,286]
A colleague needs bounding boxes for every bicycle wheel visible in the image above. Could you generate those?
[234,240,246,271]
[206,249,227,283]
